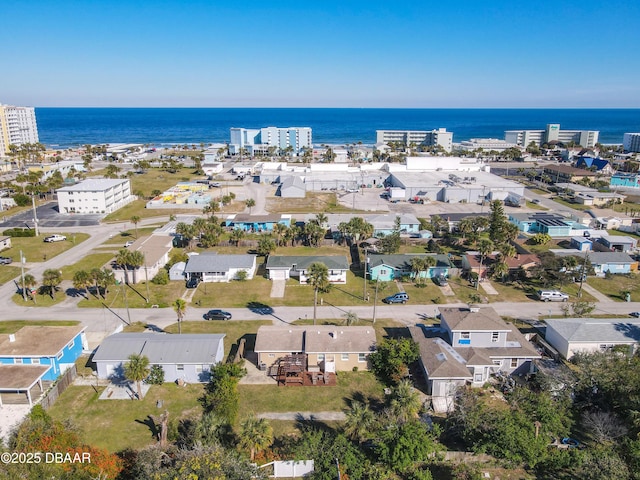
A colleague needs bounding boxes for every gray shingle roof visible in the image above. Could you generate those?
[184,253,256,273]
[266,255,349,270]
[254,326,376,354]
[93,333,225,364]
[439,307,510,332]
[546,318,640,343]
[368,253,452,269]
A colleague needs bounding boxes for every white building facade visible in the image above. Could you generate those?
[0,103,39,154]
[57,178,135,214]
[229,126,312,156]
[376,128,453,152]
[623,133,640,153]
[505,124,599,148]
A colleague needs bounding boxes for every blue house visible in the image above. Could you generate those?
[225,213,292,232]
[610,173,640,189]
[575,157,612,173]
[0,326,87,381]
[368,253,453,281]
[508,213,572,237]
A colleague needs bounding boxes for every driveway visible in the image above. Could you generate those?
[0,202,102,229]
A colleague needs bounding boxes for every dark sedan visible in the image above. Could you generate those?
[204,309,232,321]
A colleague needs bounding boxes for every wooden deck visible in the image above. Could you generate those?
[276,371,337,387]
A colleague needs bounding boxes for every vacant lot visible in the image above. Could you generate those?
[0,265,21,286]
[588,274,640,302]
[60,253,115,281]
[267,192,364,214]
[1,233,89,263]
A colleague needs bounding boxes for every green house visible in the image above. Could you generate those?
[367,253,453,281]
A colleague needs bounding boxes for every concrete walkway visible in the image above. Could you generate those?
[257,411,346,421]
[580,283,613,303]
[270,279,286,298]
[479,280,499,295]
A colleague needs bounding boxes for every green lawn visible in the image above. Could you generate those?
[99,227,163,245]
[238,371,384,416]
[0,320,79,334]
[77,281,186,308]
[102,199,189,222]
[60,253,115,280]
[400,281,454,305]
[0,265,21,286]
[550,197,590,211]
[525,201,548,210]
[587,274,640,302]
[47,384,204,453]
[12,291,66,307]
[1,233,89,263]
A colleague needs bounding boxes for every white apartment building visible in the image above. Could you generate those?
[623,133,640,153]
[375,128,453,152]
[457,138,520,152]
[229,126,312,156]
[56,179,135,215]
[505,124,599,148]
[0,103,39,154]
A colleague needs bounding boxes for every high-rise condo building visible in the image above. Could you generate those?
[504,124,598,148]
[623,133,640,153]
[376,128,453,152]
[0,103,39,154]
[229,126,312,156]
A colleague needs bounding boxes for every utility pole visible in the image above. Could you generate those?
[32,196,39,237]
[577,251,590,298]
[363,249,368,301]
[144,264,150,303]
[20,250,26,301]
[372,278,379,324]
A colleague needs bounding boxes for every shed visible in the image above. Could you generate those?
[169,261,186,281]
[570,237,592,252]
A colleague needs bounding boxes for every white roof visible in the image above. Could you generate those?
[57,178,128,192]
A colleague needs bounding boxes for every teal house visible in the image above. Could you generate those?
[508,213,572,237]
[610,173,640,189]
[368,253,453,281]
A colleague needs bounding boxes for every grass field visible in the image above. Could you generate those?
[12,291,66,307]
[77,281,186,309]
[587,274,640,302]
[0,265,21,286]
[60,253,116,281]
[0,233,89,263]
[102,199,191,222]
[267,192,368,214]
[0,320,79,334]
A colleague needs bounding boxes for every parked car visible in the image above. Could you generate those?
[186,277,200,289]
[204,309,232,321]
[44,234,66,243]
[531,199,541,204]
[536,290,569,302]
[434,274,448,286]
[630,312,640,318]
[346,188,359,193]
[124,241,134,247]
[382,292,409,304]
[0,256,12,265]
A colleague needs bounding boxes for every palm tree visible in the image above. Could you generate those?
[343,311,359,326]
[315,212,328,228]
[245,198,256,214]
[343,401,375,443]
[128,250,145,283]
[72,270,91,299]
[124,354,150,400]
[272,223,287,246]
[389,379,421,423]
[42,269,62,299]
[173,298,187,334]
[230,228,245,246]
[239,415,273,461]
[130,215,141,238]
[477,239,495,289]
[492,255,510,283]
[115,249,132,284]
[307,262,330,325]
[20,273,37,303]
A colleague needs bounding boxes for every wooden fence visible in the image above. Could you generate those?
[39,364,77,410]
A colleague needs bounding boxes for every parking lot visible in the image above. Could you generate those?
[0,202,102,229]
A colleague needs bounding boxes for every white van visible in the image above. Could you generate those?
[536,290,569,302]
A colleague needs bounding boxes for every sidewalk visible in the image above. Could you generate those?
[579,283,613,303]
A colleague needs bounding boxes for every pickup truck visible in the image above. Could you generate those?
[44,234,66,243]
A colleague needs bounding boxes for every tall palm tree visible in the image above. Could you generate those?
[239,415,273,461]
[315,212,328,228]
[42,269,62,299]
[20,273,37,303]
[173,298,187,334]
[307,262,330,325]
[477,238,495,289]
[72,270,91,299]
[128,251,145,283]
[245,198,256,214]
[130,215,141,239]
[389,379,421,423]
[492,254,510,283]
[343,311,359,326]
[230,228,245,246]
[124,354,150,400]
[343,401,375,443]
[115,249,132,284]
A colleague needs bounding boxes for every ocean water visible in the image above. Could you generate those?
[35,108,640,148]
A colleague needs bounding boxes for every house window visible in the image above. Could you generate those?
[510,358,518,368]
[461,332,470,339]
[491,332,499,343]
[268,353,275,358]
[56,352,63,360]
[358,353,366,363]
[341,353,349,361]
[14,358,23,364]
[32,358,40,364]
[492,360,502,366]
[68,339,75,349]
[474,373,483,382]
[177,364,184,371]
[380,269,388,276]
[317,354,325,362]
[195,365,203,373]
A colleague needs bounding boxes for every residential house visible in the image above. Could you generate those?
[110,235,173,284]
[254,325,376,373]
[0,365,51,406]
[570,237,592,252]
[225,213,292,232]
[575,157,615,175]
[93,332,225,383]
[0,326,87,382]
[57,178,135,214]
[319,213,421,239]
[553,250,637,275]
[542,165,597,184]
[278,176,306,198]
[410,306,540,411]
[461,252,540,280]
[508,212,572,237]
[368,253,453,281]
[266,255,349,283]
[610,173,640,189]
[597,235,638,253]
[184,252,257,282]
[545,318,640,359]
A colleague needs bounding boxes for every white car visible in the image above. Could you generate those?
[44,234,66,243]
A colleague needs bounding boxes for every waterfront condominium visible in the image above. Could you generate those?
[0,103,39,154]
[623,133,640,153]
[229,126,312,156]
[504,124,599,148]
[375,128,453,152]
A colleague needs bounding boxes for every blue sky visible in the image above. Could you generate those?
[2,0,639,107]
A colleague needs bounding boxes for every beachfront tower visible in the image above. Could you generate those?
[229,126,312,156]
[0,103,39,154]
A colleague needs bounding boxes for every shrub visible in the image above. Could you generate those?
[152,269,169,285]
[146,365,165,384]
[3,227,36,237]
[13,193,30,206]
